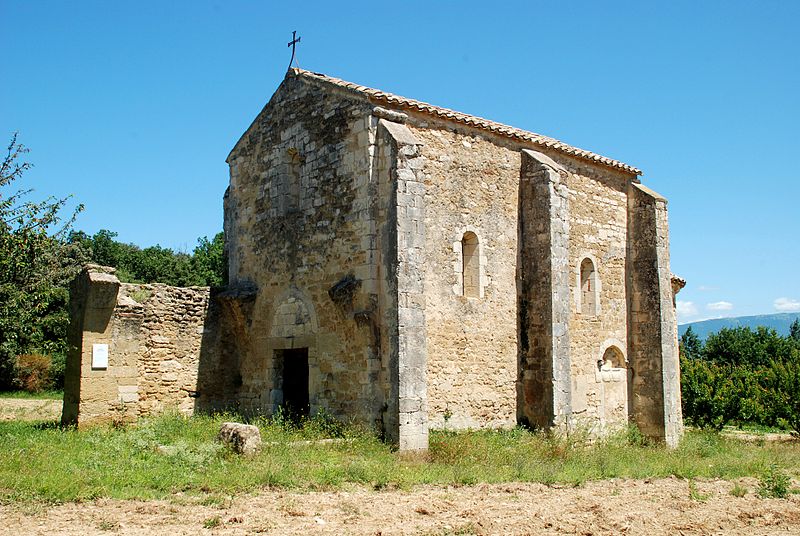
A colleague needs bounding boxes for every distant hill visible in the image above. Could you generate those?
[679,312,800,340]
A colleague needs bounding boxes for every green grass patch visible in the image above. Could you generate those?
[726,422,791,434]
[0,413,798,504]
[0,390,63,400]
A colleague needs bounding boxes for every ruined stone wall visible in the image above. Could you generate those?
[122,283,222,417]
[563,163,631,433]
[225,73,390,429]
[409,124,520,430]
[63,266,226,426]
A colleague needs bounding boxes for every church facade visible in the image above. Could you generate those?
[63,69,683,450]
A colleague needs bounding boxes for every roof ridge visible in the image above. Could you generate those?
[289,68,642,175]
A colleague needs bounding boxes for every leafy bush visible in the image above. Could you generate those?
[48,352,66,390]
[680,357,738,430]
[764,359,800,434]
[680,324,800,433]
[758,464,791,499]
[13,354,54,393]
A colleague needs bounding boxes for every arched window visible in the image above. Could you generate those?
[600,346,625,370]
[580,257,598,316]
[462,232,479,298]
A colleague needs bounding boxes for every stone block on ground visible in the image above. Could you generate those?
[217,422,262,455]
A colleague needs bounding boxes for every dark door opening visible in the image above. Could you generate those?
[276,348,309,420]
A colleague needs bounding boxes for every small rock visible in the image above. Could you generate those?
[217,422,262,455]
[156,445,178,456]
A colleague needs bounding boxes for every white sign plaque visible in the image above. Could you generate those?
[92,343,109,369]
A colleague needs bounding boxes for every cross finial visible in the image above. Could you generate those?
[288,31,301,69]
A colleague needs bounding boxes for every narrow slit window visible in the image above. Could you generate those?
[462,232,479,298]
[580,258,598,316]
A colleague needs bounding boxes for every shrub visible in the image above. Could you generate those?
[764,359,800,434]
[680,356,738,430]
[13,353,54,393]
[758,465,791,499]
[49,352,66,390]
[729,483,748,497]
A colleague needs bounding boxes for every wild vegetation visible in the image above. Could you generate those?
[0,412,797,504]
[67,229,225,288]
[0,133,225,393]
[680,321,800,433]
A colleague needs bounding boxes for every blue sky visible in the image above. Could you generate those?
[2,1,798,321]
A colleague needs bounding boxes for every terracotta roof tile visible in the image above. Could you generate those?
[290,68,641,175]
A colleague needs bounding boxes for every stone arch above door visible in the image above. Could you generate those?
[269,286,319,340]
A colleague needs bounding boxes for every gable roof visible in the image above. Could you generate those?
[290,68,642,176]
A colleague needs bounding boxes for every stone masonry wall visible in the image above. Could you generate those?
[63,266,223,426]
[225,73,391,430]
[124,283,216,417]
[410,125,520,430]
[564,162,631,433]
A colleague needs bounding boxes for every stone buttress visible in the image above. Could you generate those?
[626,183,682,447]
[517,150,573,431]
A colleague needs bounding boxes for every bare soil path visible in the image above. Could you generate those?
[2,477,798,535]
[0,399,61,421]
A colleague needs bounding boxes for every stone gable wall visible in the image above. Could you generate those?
[225,75,391,429]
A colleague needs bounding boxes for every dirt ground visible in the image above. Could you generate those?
[0,399,61,422]
[2,477,799,535]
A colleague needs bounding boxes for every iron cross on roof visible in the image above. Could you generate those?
[287,31,301,69]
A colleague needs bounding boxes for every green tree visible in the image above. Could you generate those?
[703,326,795,368]
[790,318,800,343]
[191,232,227,287]
[680,326,703,360]
[71,229,226,287]
[0,133,86,390]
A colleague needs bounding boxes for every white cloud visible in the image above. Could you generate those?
[774,297,800,312]
[707,301,733,311]
[676,301,698,321]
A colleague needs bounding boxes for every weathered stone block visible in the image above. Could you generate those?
[217,422,262,455]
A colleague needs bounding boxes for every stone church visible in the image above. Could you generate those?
[62,68,684,450]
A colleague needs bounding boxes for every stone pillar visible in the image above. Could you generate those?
[626,183,682,447]
[378,118,428,451]
[61,265,122,426]
[517,149,572,430]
